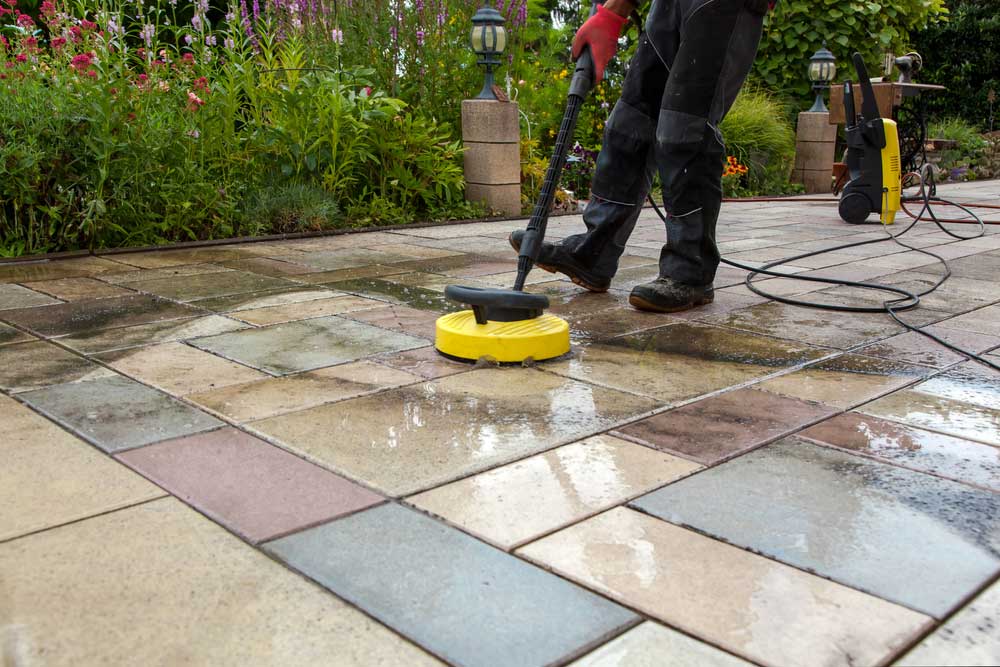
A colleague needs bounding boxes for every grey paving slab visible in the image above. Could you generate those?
[631,438,1000,618]
[19,375,223,453]
[189,316,427,375]
[0,284,61,310]
[266,503,638,667]
[0,322,34,346]
[0,294,201,337]
[126,270,298,302]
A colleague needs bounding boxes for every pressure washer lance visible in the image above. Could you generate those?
[513,10,598,292]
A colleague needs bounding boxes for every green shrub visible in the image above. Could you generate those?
[719,88,797,196]
[927,117,988,181]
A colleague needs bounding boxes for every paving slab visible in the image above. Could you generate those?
[861,389,1000,446]
[941,304,1000,337]
[373,346,472,380]
[799,412,1000,491]
[96,262,233,284]
[0,294,201,337]
[616,388,836,464]
[631,438,1000,618]
[0,498,442,666]
[109,247,250,268]
[0,256,127,283]
[330,277,453,312]
[231,295,385,326]
[251,368,659,496]
[288,248,420,271]
[543,322,826,403]
[754,353,932,409]
[0,394,164,542]
[265,503,638,667]
[22,277,135,301]
[219,256,324,276]
[341,304,440,340]
[897,579,1000,667]
[0,322,34,346]
[0,340,114,392]
[519,508,930,667]
[97,342,268,396]
[856,327,1000,368]
[189,316,427,375]
[117,428,383,543]
[19,375,224,452]
[188,360,421,422]
[56,315,251,354]
[568,622,752,667]
[126,270,298,302]
[187,286,339,313]
[909,361,1000,411]
[0,283,62,309]
[409,435,700,550]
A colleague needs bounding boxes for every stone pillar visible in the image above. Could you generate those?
[792,111,838,194]
[462,99,521,217]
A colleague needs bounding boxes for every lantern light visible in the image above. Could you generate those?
[808,42,837,113]
[470,7,508,100]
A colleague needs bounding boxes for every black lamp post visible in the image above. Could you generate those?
[470,7,508,100]
[808,43,837,113]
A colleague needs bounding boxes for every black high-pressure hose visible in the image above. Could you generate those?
[513,6,598,292]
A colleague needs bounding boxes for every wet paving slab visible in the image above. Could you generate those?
[55,315,250,354]
[285,248,426,271]
[265,503,638,667]
[117,428,384,544]
[0,283,62,310]
[543,321,827,403]
[941,304,1000,337]
[107,247,251,269]
[19,375,224,453]
[187,360,421,422]
[126,270,300,302]
[372,346,472,380]
[0,341,114,393]
[0,322,34,346]
[294,263,411,285]
[754,353,933,409]
[21,277,135,302]
[909,361,1000,411]
[856,327,1000,369]
[185,286,341,313]
[218,256,325,277]
[518,507,930,667]
[341,304,441,340]
[250,368,659,496]
[230,295,386,326]
[408,435,701,550]
[189,316,427,375]
[860,389,1000,447]
[327,277,454,313]
[615,388,836,465]
[630,438,1000,618]
[0,294,202,337]
[897,578,1000,666]
[0,498,442,666]
[97,262,233,284]
[0,256,128,283]
[567,622,753,667]
[799,412,1000,491]
[0,394,165,542]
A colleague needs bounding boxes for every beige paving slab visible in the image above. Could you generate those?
[0,257,128,283]
[940,304,1000,337]
[188,360,421,422]
[0,283,62,309]
[896,579,1000,666]
[251,368,659,496]
[373,346,473,380]
[97,342,268,396]
[860,389,1000,447]
[409,435,700,550]
[22,277,135,301]
[519,508,931,667]
[98,263,233,284]
[231,295,385,326]
[0,322,34,346]
[109,247,250,268]
[0,394,163,542]
[569,622,752,667]
[0,341,115,392]
[0,498,441,666]
[754,354,931,409]
[191,287,344,313]
[56,315,251,354]
[295,264,411,285]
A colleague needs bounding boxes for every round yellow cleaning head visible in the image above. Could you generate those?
[435,310,571,363]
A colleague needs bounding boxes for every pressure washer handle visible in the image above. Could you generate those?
[568,47,597,100]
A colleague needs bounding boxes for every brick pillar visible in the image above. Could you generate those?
[792,111,838,194]
[462,100,521,217]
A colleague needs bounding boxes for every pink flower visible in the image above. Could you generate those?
[17,13,35,28]
[15,53,27,62]
[70,52,93,72]
[80,19,97,31]
[40,1,56,18]
[181,52,195,64]
[51,37,67,49]
[186,90,205,111]
[84,69,97,78]
[192,76,209,92]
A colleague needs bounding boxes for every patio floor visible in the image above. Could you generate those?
[2,180,999,666]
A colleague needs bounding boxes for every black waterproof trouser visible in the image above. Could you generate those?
[559,0,767,286]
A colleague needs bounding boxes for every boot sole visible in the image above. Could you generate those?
[628,293,715,313]
[509,235,610,293]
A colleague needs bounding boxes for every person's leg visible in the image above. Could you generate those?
[631,0,765,311]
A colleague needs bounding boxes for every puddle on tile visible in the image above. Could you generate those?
[231,295,385,326]
[545,321,826,402]
[799,412,1000,491]
[909,362,1000,411]
[56,315,250,354]
[188,360,420,422]
[518,507,930,667]
[860,390,1000,446]
[631,438,1000,618]
[250,368,658,496]
[0,257,127,283]
[328,277,453,313]
[22,277,135,302]
[373,346,472,380]
[0,341,114,392]
[0,294,201,337]
[127,270,298,302]
[616,388,836,464]
[0,283,62,310]
[897,578,1000,667]
[408,434,700,550]
[755,353,931,409]
[702,301,903,349]
[98,342,268,396]
[189,316,427,375]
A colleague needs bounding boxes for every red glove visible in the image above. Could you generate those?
[571,4,628,84]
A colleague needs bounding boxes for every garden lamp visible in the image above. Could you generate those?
[808,43,837,113]
[470,6,508,100]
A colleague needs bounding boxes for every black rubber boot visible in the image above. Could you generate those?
[629,278,715,313]
[509,230,612,293]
